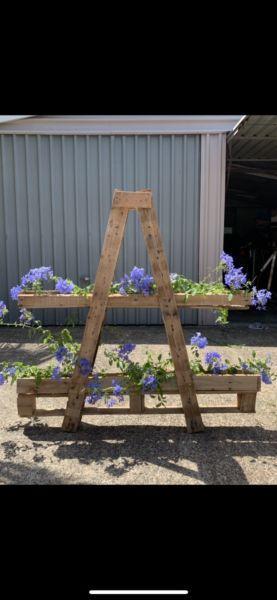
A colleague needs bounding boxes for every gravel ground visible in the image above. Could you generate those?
[0,324,276,485]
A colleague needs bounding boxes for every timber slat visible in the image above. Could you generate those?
[18,292,250,310]
[62,199,130,431]
[32,406,240,417]
[17,373,261,397]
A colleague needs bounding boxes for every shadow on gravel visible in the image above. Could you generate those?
[21,423,277,485]
[0,458,67,484]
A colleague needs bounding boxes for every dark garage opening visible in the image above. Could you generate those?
[224,115,277,324]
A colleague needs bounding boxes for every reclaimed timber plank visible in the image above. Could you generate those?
[237,393,257,412]
[138,201,204,433]
[62,199,129,432]
[17,394,36,417]
[113,189,152,209]
[17,292,250,310]
[32,406,240,418]
[17,374,261,396]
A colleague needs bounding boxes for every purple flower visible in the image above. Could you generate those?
[5,366,17,377]
[51,367,61,380]
[0,301,7,318]
[0,373,5,385]
[224,267,247,290]
[111,379,124,402]
[119,267,155,296]
[130,267,154,295]
[170,273,179,282]
[205,351,222,365]
[19,308,34,324]
[220,251,234,272]
[251,287,272,311]
[55,278,74,294]
[190,332,208,349]
[117,343,136,361]
[86,372,103,403]
[261,370,272,384]
[107,398,117,408]
[212,363,228,374]
[10,285,23,301]
[119,286,128,296]
[79,358,92,376]
[142,374,158,392]
[86,386,103,404]
[118,274,131,295]
[55,346,69,363]
[21,266,53,287]
[130,266,145,283]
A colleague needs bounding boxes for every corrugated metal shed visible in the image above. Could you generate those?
[228,115,277,159]
[0,133,200,326]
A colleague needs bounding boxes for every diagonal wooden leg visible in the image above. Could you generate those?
[138,202,204,433]
[62,203,129,432]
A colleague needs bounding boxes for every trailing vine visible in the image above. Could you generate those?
[0,252,274,408]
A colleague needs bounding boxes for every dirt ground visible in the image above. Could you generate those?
[0,324,276,485]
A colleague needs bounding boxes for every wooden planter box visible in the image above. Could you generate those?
[18,291,251,310]
[17,373,261,419]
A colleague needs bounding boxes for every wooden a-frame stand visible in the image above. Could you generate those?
[62,189,204,433]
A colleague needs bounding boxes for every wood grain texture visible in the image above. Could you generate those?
[237,392,257,412]
[62,198,129,431]
[113,189,152,209]
[17,394,36,417]
[32,406,240,417]
[18,291,250,310]
[138,201,204,433]
[17,374,262,396]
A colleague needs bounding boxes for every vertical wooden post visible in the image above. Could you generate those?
[129,393,144,414]
[17,394,36,417]
[237,393,256,412]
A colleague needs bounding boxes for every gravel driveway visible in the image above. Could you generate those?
[0,324,276,484]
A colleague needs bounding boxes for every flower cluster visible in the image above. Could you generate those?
[78,358,92,376]
[51,366,61,380]
[85,373,125,407]
[21,267,53,287]
[117,343,136,361]
[141,374,158,392]
[190,332,208,349]
[10,266,53,300]
[220,251,234,272]
[224,267,247,290]
[251,287,272,311]
[118,267,155,296]
[86,373,103,404]
[205,351,228,374]
[55,346,69,363]
[190,332,274,382]
[55,278,74,294]
[220,252,247,290]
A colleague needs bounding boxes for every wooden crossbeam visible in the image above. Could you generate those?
[17,374,261,396]
[16,373,260,418]
[62,189,204,433]
[17,291,251,310]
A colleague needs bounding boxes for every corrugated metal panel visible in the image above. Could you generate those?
[228,115,277,159]
[0,134,200,325]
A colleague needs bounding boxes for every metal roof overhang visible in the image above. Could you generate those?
[226,115,277,203]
